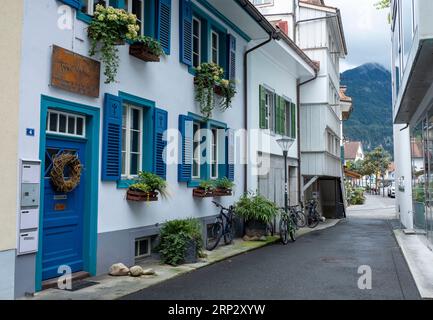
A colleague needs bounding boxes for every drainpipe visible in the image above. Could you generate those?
[243,32,279,193]
[296,72,318,203]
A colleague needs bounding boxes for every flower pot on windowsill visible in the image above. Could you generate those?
[126,190,159,202]
[193,188,214,198]
[213,188,233,197]
[213,85,225,97]
[129,43,161,62]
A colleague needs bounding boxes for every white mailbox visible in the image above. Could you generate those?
[18,159,41,256]
[20,209,39,230]
[19,231,38,254]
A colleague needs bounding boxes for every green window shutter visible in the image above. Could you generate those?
[291,103,297,138]
[275,95,281,134]
[280,97,286,136]
[259,85,267,129]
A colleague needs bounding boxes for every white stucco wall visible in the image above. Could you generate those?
[18,0,247,235]
[247,45,300,192]
[394,125,413,229]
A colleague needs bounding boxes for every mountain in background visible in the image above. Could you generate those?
[340,63,394,157]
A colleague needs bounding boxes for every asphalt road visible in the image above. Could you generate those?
[123,195,420,300]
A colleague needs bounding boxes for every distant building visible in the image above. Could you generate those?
[344,141,364,165]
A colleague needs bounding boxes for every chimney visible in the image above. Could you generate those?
[276,21,288,36]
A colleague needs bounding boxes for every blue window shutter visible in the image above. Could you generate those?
[58,0,81,9]
[154,108,168,180]
[179,0,193,66]
[178,115,193,182]
[109,0,125,8]
[227,34,236,81]
[226,129,235,181]
[102,94,123,181]
[157,0,172,55]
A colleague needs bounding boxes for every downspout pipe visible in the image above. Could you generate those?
[296,71,318,203]
[243,32,279,193]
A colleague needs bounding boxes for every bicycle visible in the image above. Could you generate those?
[279,207,297,245]
[305,199,321,229]
[289,205,307,229]
[206,201,236,251]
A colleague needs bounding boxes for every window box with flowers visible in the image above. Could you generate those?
[213,177,234,197]
[192,180,215,198]
[126,172,168,202]
[129,36,165,62]
[194,63,237,119]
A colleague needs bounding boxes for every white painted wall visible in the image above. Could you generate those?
[18,0,247,235]
[247,44,301,192]
[394,125,413,229]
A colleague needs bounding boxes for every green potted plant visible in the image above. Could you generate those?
[126,172,167,202]
[193,180,215,198]
[129,35,164,62]
[88,4,139,83]
[158,218,204,266]
[234,192,278,238]
[213,177,234,197]
[194,63,236,119]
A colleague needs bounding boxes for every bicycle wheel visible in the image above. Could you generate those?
[289,221,296,242]
[279,218,289,245]
[206,220,223,251]
[224,222,235,245]
[308,212,320,229]
[295,211,307,228]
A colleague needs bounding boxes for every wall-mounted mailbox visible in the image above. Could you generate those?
[20,209,39,230]
[18,159,41,256]
[21,183,40,207]
[19,231,38,255]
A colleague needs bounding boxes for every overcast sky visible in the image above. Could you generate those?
[326,0,391,72]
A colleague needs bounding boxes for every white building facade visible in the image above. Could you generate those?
[0,0,291,299]
[254,0,348,218]
[391,0,433,243]
[247,29,317,208]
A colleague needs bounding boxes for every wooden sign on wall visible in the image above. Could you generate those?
[51,45,100,98]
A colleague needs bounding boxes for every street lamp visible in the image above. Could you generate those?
[277,137,295,215]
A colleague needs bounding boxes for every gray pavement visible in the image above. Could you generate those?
[123,195,420,300]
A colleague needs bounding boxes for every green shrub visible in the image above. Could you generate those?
[128,172,168,198]
[234,192,278,224]
[214,177,235,190]
[345,181,365,205]
[158,219,203,266]
[198,180,215,192]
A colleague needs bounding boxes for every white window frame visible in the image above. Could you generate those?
[265,90,275,133]
[210,128,219,180]
[192,17,202,68]
[210,30,219,65]
[82,0,109,16]
[122,103,143,179]
[46,110,86,138]
[126,0,144,36]
[134,237,151,260]
[192,122,201,180]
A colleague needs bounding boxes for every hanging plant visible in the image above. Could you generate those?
[217,79,237,111]
[194,63,236,119]
[88,4,139,83]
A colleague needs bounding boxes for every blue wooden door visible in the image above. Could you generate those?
[42,138,86,280]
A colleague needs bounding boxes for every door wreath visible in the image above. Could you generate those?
[50,153,82,193]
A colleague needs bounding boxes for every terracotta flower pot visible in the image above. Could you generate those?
[126,190,158,202]
[213,188,232,197]
[193,188,214,198]
[129,43,160,62]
